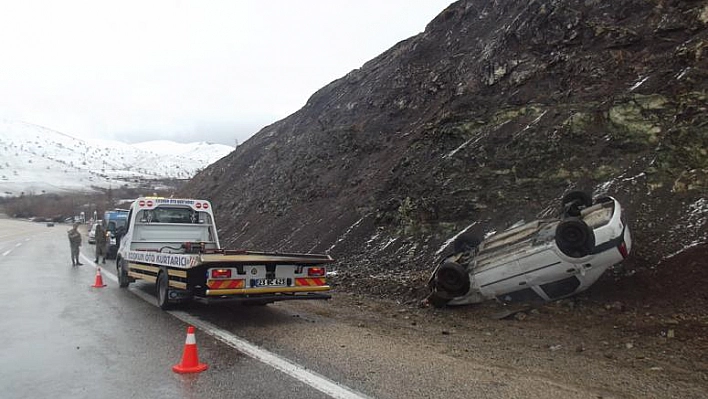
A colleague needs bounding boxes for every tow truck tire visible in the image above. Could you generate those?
[117,258,129,288]
[434,261,470,297]
[555,218,595,258]
[157,270,172,310]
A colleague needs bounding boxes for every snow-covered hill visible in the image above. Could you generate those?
[0,120,233,197]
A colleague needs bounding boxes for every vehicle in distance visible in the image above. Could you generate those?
[427,191,632,307]
[104,209,129,259]
[116,197,334,309]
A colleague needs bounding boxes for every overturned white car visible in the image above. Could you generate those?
[428,192,632,307]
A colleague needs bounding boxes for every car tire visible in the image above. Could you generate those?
[434,261,470,297]
[555,218,595,258]
[157,270,172,310]
[561,191,592,217]
[117,258,130,288]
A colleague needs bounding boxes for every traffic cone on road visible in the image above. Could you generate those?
[172,326,209,374]
[91,267,107,288]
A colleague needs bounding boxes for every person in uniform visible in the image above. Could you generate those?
[67,222,83,266]
[94,222,108,264]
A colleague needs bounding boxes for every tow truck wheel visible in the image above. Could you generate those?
[157,270,172,310]
[117,259,129,288]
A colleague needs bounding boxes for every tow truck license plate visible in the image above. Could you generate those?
[256,278,287,287]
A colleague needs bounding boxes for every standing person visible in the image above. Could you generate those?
[67,222,83,266]
[94,222,108,264]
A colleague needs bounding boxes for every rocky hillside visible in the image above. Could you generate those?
[182,0,707,300]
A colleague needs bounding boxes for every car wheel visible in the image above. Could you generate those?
[157,270,172,310]
[117,259,129,288]
[555,218,595,258]
[434,261,470,297]
[561,191,592,217]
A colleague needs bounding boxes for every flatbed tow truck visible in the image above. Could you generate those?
[116,197,333,309]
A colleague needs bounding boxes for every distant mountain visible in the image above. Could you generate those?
[0,120,233,197]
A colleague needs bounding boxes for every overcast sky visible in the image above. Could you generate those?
[0,0,453,146]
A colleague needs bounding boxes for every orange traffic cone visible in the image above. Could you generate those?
[91,267,107,288]
[172,326,208,374]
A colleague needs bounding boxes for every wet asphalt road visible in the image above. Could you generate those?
[0,220,332,399]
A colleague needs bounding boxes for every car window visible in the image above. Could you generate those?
[496,287,544,303]
[540,276,581,299]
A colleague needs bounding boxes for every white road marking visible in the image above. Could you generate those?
[86,256,372,399]
[82,255,114,277]
[15,243,21,247]
[2,250,10,256]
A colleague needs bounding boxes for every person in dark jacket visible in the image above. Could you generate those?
[94,222,107,264]
[67,222,83,266]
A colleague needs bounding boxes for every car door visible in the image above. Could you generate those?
[474,254,529,300]
[521,248,581,301]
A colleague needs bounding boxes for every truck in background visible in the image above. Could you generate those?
[104,209,129,259]
[116,197,333,309]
